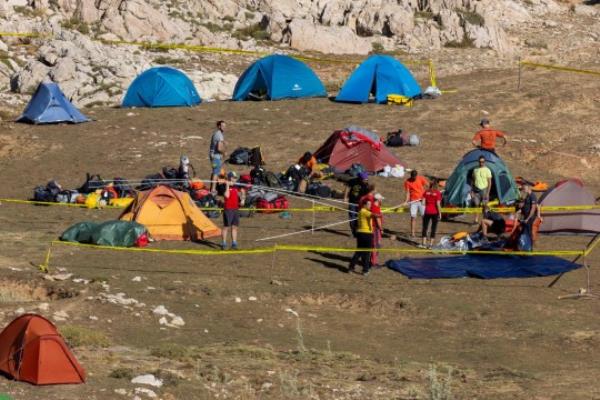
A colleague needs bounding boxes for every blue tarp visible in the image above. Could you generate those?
[122,66,201,108]
[17,82,90,124]
[232,54,327,101]
[335,55,421,104]
[386,255,581,279]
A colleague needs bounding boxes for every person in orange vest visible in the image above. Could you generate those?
[472,118,507,153]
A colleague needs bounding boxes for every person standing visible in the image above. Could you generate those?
[343,172,370,236]
[209,120,226,193]
[403,170,429,238]
[348,199,378,276]
[518,183,538,240]
[471,156,492,224]
[221,171,244,250]
[370,193,384,267]
[421,179,442,248]
[472,118,507,153]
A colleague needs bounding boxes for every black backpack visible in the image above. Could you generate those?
[78,174,105,194]
[162,166,178,181]
[33,180,62,202]
[113,177,135,198]
[138,173,163,191]
[307,182,332,198]
[228,147,252,165]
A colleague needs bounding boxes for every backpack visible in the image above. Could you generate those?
[113,177,135,198]
[138,173,163,191]
[228,147,252,165]
[386,132,408,147]
[78,174,105,194]
[55,190,80,203]
[195,194,220,218]
[346,163,365,178]
[249,147,264,166]
[264,171,281,188]
[162,166,178,182]
[307,182,332,198]
[250,166,267,186]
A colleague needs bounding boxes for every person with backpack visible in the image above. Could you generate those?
[209,120,226,193]
[221,171,244,250]
[420,179,442,248]
[343,172,370,237]
[472,118,507,153]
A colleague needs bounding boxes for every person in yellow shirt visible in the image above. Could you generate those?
[471,155,492,224]
[348,200,379,276]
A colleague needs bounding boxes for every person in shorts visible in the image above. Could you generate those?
[403,170,429,238]
[420,179,442,248]
[209,120,226,193]
[221,171,244,250]
[471,156,492,224]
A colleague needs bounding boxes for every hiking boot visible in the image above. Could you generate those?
[347,265,355,273]
[231,242,239,250]
[220,242,227,250]
[362,270,370,277]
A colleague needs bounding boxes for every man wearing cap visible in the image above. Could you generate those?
[472,118,507,153]
[221,171,244,250]
[344,172,370,236]
[403,170,429,238]
[209,120,226,193]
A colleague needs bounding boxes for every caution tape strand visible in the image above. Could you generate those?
[520,61,600,77]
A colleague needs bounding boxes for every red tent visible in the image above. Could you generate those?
[0,314,85,385]
[314,129,403,173]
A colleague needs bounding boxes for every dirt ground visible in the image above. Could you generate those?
[1,65,600,400]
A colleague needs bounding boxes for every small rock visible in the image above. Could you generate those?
[131,374,163,387]
[248,296,257,301]
[38,303,50,311]
[170,316,185,327]
[53,310,69,321]
[204,329,209,333]
[261,382,273,391]
[134,387,157,398]
[89,315,98,321]
[114,388,127,396]
[235,297,242,303]
[270,279,283,286]
[14,307,25,315]
[132,276,142,282]
[153,305,171,316]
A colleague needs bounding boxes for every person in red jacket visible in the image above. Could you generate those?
[221,172,245,250]
[420,179,442,248]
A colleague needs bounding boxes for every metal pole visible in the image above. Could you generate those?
[517,56,522,92]
[311,200,315,234]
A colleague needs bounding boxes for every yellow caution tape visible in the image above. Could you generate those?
[0,198,123,209]
[520,61,600,77]
[49,240,584,257]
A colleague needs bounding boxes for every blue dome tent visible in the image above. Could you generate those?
[122,66,201,108]
[232,54,327,101]
[17,82,90,124]
[335,55,421,104]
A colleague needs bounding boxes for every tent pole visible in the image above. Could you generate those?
[311,200,316,234]
[517,57,522,92]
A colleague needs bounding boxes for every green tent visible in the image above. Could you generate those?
[443,149,519,206]
[60,221,147,247]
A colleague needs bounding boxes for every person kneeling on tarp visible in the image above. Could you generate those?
[479,205,506,239]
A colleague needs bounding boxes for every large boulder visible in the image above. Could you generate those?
[285,19,372,55]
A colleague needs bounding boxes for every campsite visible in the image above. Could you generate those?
[0,52,600,399]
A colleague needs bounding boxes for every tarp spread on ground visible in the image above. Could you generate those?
[17,82,90,124]
[539,178,600,234]
[122,66,201,107]
[0,314,85,385]
[232,54,327,101]
[386,255,581,279]
[120,185,221,241]
[313,127,402,173]
[335,55,421,104]
[60,220,148,247]
[443,149,520,206]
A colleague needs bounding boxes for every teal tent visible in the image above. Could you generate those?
[443,149,519,206]
[61,221,148,247]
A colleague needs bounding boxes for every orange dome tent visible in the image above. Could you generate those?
[120,185,221,241]
[0,314,85,385]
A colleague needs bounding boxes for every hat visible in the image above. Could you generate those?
[480,118,490,126]
[359,172,369,180]
[227,171,238,180]
[374,193,384,201]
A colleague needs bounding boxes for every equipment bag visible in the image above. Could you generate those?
[228,147,252,165]
[78,174,105,194]
[257,195,289,214]
[195,194,220,218]
[307,182,332,198]
[138,173,164,191]
[346,163,365,178]
[113,177,135,198]
[264,171,281,188]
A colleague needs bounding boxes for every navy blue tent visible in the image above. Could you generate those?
[122,66,201,108]
[17,82,90,124]
[232,54,327,101]
[335,55,421,104]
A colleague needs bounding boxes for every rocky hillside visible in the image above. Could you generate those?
[0,0,598,108]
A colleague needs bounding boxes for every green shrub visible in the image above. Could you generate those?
[109,367,134,380]
[233,23,269,40]
[456,9,485,26]
[61,325,110,348]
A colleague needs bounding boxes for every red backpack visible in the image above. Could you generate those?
[257,195,289,213]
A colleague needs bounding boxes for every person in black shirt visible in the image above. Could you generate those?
[480,205,506,238]
[519,183,538,236]
[343,172,370,236]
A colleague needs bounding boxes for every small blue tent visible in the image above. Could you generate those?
[335,55,421,104]
[17,82,90,124]
[122,66,201,108]
[233,54,327,101]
